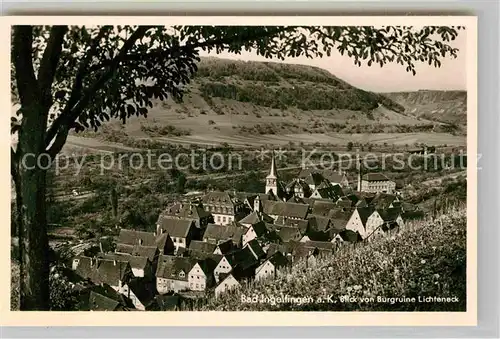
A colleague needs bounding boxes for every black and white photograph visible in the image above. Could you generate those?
[6,16,477,324]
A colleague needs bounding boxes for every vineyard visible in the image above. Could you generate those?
[199,205,467,311]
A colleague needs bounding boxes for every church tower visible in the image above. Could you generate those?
[265,151,278,196]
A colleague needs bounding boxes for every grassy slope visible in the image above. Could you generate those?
[200,207,467,311]
[67,57,466,151]
[381,90,467,128]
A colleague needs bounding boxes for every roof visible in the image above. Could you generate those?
[100,253,149,270]
[202,191,237,206]
[156,217,194,238]
[338,229,363,243]
[248,221,269,238]
[371,192,399,209]
[79,284,133,311]
[362,173,392,182]
[215,239,235,254]
[267,251,290,268]
[275,217,309,234]
[307,215,332,232]
[230,247,260,271]
[239,211,274,225]
[188,240,217,253]
[127,278,157,308]
[117,229,156,247]
[356,207,375,227]
[88,291,120,311]
[302,240,335,251]
[155,233,174,251]
[74,256,132,287]
[160,202,211,220]
[244,239,266,259]
[115,244,158,261]
[311,200,337,217]
[187,250,223,264]
[195,257,220,276]
[277,226,302,242]
[263,202,309,219]
[155,255,197,280]
[379,208,402,222]
[322,171,347,184]
[401,210,425,220]
[203,224,245,243]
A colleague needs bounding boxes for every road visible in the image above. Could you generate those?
[420,170,466,186]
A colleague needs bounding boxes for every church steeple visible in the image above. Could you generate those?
[265,150,278,196]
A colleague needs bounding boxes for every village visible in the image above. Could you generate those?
[70,151,425,311]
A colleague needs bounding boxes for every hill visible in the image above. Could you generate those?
[381,90,467,129]
[199,206,466,311]
[66,57,466,152]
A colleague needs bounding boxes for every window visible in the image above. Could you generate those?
[223,217,227,223]
[179,271,185,278]
[196,284,199,288]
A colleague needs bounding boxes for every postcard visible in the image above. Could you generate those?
[1,15,477,326]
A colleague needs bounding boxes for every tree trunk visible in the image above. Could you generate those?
[17,103,50,310]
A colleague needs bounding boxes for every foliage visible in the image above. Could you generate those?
[200,207,466,311]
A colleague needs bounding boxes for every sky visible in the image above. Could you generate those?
[200,29,467,93]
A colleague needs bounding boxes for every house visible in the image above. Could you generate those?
[276,226,302,243]
[285,178,312,198]
[263,201,309,221]
[202,223,246,247]
[298,170,327,191]
[72,256,133,293]
[156,217,196,251]
[188,258,218,291]
[213,239,235,255]
[306,215,334,241]
[301,240,335,255]
[159,201,213,229]
[360,173,396,194]
[345,207,375,239]
[240,192,278,212]
[255,252,290,281]
[98,253,153,279]
[188,240,217,254]
[321,170,350,188]
[155,255,197,294]
[365,210,385,239]
[154,233,176,255]
[242,221,269,246]
[243,239,266,260]
[310,182,342,201]
[78,284,134,311]
[310,200,337,217]
[370,192,400,210]
[213,247,259,283]
[239,210,274,228]
[122,277,157,310]
[202,191,247,225]
[116,229,156,247]
[275,216,308,235]
[215,273,241,298]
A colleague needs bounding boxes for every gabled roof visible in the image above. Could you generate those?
[117,229,156,247]
[379,207,402,222]
[79,284,133,311]
[127,278,157,308]
[155,255,197,281]
[189,240,217,253]
[203,224,245,243]
[99,253,149,271]
[160,202,211,220]
[302,240,335,251]
[276,226,302,242]
[78,258,131,287]
[239,210,274,225]
[231,247,260,271]
[115,244,158,261]
[307,215,332,232]
[155,233,174,252]
[157,217,194,238]
[266,251,290,268]
[202,191,237,206]
[244,239,266,259]
[362,173,392,182]
[371,192,399,209]
[215,239,234,255]
[263,201,309,219]
[356,206,376,227]
[322,171,347,184]
[275,216,309,234]
[247,221,268,238]
[311,200,337,217]
[187,250,223,264]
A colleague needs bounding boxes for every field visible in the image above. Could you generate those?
[199,206,467,311]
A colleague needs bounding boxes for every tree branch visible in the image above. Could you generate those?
[37,26,68,109]
[46,26,152,156]
[44,26,111,149]
[12,26,39,107]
